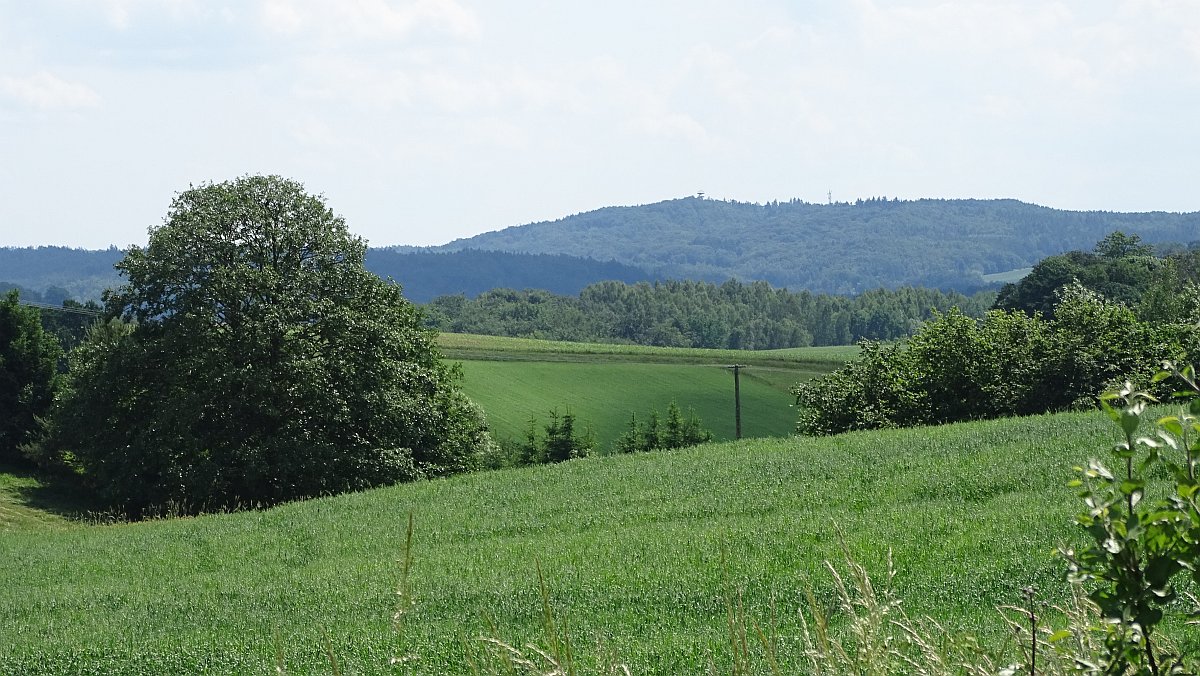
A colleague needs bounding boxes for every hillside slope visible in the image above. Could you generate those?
[431,197,1200,293]
[8,198,1200,300]
[4,409,1184,674]
[365,248,652,303]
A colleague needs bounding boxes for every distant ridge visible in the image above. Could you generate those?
[364,249,651,303]
[6,198,1200,301]
[0,246,653,304]
[425,197,1200,294]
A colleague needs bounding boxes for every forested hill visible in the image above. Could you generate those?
[364,249,651,303]
[8,199,1200,302]
[0,246,652,304]
[423,197,1200,294]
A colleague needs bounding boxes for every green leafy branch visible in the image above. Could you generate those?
[1060,367,1200,675]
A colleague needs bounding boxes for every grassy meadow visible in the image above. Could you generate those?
[6,407,1197,674]
[438,333,849,449]
[435,332,860,367]
[456,360,797,448]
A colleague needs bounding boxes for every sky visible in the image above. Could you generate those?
[2,1,1200,250]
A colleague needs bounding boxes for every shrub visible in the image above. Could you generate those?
[611,400,713,453]
[794,285,1200,436]
[513,409,595,465]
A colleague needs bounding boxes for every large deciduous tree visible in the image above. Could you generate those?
[51,176,491,512]
[0,290,62,463]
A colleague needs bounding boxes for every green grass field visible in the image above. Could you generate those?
[456,360,800,449]
[439,333,849,449]
[981,267,1033,284]
[5,408,1195,674]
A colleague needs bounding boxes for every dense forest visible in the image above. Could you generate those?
[364,249,651,303]
[424,280,994,349]
[423,197,1200,293]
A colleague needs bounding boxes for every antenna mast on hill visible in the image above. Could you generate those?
[827,190,832,205]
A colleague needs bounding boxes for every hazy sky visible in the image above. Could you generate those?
[2,1,1199,249]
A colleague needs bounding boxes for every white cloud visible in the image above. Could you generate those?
[90,0,210,30]
[259,0,480,42]
[631,110,711,147]
[4,0,1200,248]
[0,71,100,110]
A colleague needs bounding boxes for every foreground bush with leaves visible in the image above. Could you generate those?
[1060,371,1200,674]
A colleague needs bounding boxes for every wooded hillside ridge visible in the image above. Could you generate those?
[7,197,1200,302]
[417,196,1200,293]
[364,248,652,302]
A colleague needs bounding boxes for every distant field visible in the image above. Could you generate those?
[436,332,860,366]
[982,266,1033,284]
[456,360,798,448]
[7,409,1192,674]
[437,333,853,448]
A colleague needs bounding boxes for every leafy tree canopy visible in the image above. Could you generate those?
[426,280,993,348]
[48,176,492,513]
[993,231,1184,317]
[0,290,62,463]
[1093,230,1155,259]
[794,283,1200,436]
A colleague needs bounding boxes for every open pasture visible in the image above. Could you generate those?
[6,408,1192,674]
[435,332,859,367]
[438,333,849,449]
[455,359,798,449]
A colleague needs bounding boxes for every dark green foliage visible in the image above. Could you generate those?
[0,290,62,464]
[994,231,1168,318]
[612,401,712,453]
[1094,231,1156,259]
[793,285,1200,435]
[791,340,919,435]
[45,176,491,514]
[612,413,642,455]
[364,249,651,303]
[426,279,993,348]
[36,300,103,353]
[514,409,594,465]
[0,282,105,354]
[641,411,662,452]
[1137,251,1200,324]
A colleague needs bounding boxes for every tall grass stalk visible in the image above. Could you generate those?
[392,511,418,672]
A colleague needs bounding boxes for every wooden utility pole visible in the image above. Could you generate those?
[726,364,746,439]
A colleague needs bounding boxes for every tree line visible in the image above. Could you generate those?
[795,233,1200,435]
[424,280,995,349]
